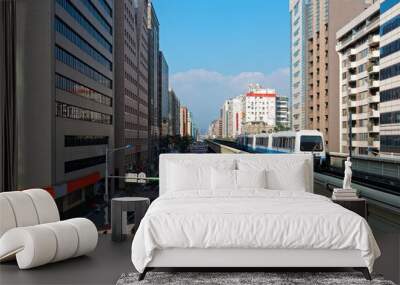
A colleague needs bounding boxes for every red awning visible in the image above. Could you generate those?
[67,172,101,193]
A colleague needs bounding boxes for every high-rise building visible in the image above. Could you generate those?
[379,0,400,156]
[135,0,150,169]
[168,89,181,136]
[208,119,223,138]
[336,2,380,155]
[244,84,276,126]
[290,0,310,132]
[115,0,149,175]
[306,0,371,152]
[276,96,290,128]
[3,0,114,210]
[147,2,160,171]
[158,52,169,137]
[187,112,193,137]
[221,100,232,138]
[290,0,371,152]
[231,96,245,138]
[180,106,189,137]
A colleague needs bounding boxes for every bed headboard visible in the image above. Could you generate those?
[159,154,314,196]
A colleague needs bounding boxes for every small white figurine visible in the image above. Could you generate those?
[343,157,352,190]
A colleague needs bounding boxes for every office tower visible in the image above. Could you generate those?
[290,0,310,132]
[180,106,189,137]
[290,0,371,152]
[115,0,149,175]
[147,2,160,172]
[276,96,290,128]
[3,0,114,210]
[244,84,276,126]
[158,51,169,137]
[168,89,181,136]
[221,100,233,138]
[337,2,380,155]
[379,0,400,156]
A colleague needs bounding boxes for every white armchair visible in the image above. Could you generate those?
[0,189,98,269]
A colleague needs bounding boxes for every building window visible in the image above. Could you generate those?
[65,135,109,147]
[98,0,112,18]
[380,135,400,153]
[56,0,112,52]
[357,63,367,73]
[380,14,400,36]
[380,63,400,81]
[78,0,112,35]
[380,38,400,58]
[65,155,106,173]
[55,46,112,88]
[381,86,400,102]
[356,48,369,60]
[380,111,400,125]
[55,74,112,106]
[56,102,112,125]
[55,18,112,70]
[381,0,400,15]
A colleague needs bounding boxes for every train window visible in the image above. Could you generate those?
[300,136,323,151]
[290,137,295,151]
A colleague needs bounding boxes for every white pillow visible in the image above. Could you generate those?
[211,168,237,190]
[237,158,308,191]
[167,162,211,191]
[266,162,307,191]
[166,159,236,192]
[236,169,267,189]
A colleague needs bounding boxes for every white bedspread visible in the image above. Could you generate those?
[131,190,380,272]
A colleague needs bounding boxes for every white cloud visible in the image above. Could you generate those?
[170,68,290,133]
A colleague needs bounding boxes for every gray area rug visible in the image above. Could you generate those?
[117,272,396,285]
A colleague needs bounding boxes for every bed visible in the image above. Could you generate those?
[131,154,380,280]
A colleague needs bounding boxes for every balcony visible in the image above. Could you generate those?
[368,137,380,147]
[368,94,380,103]
[369,50,380,59]
[352,140,368,148]
[351,126,368,133]
[352,112,368,120]
[368,35,380,47]
[369,80,379,89]
[349,74,357,82]
[368,124,380,133]
[348,88,357,95]
[368,109,380,118]
[350,48,357,55]
[347,100,358,108]
[349,62,357,69]
[367,64,380,74]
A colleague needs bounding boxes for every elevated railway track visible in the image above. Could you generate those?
[207,139,400,197]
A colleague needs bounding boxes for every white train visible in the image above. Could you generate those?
[237,130,326,162]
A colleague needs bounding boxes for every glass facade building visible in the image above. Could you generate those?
[379,0,400,156]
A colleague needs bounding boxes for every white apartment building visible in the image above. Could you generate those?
[244,84,276,127]
[231,95,245,138]
[220,95,244,138]
[336,2,381,155]
[379,0,400,156]
[187,111,193,137]
[221,100,232,138]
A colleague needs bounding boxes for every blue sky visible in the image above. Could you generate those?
[153,0,290,132]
